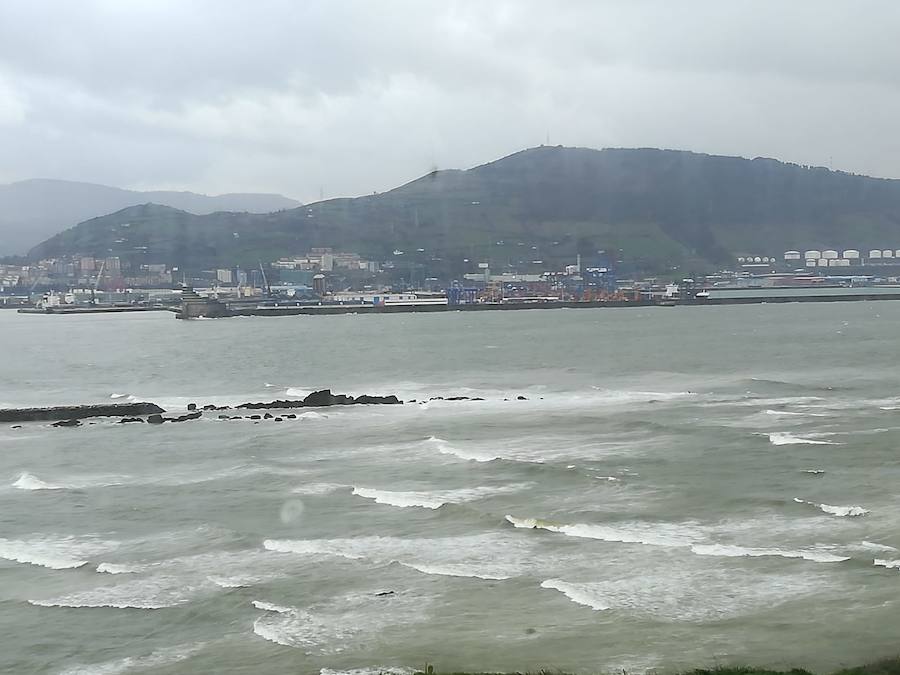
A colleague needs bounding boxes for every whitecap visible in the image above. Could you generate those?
[769,432,835,445]
[30,575,204,609]
[351,484,530,510]
[690,543,849,563]
[794,498,869,517]
[253,600,295,613]
[540,578,609,610]
[860,541,898,552]
[0,535,115,570]
[320,667,415,675]
[423,436,498,463]
[13,472,61,490]
[504,515,701,547]
[292,483,346,496]
[58,642,206,675]
[109,393,129,399]
[264,533,532,581]
[96,562,141,575]
[874,559,900,569]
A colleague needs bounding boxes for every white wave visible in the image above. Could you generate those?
[794,498,869,517]
[13,472,62,490]
[108,393,129,399]
[397,561,511,580]
[820,503,869,517]
[30,575,202,609]
[253,600,295,613]
[0,535,116,570]
[12,471,125,491]
[285,387,311,398]
[859,541,898,552]
[320,667,416,675]
[292,483,346,496]
[690,543,849,563]
[207,574,255,588]
[96,562,141,574]
[351,484,530,510]
[769,432,835,445]
[802,469,825,474]
[540,579,609,610]
[297,411,327,420]
[504,515,701,547]
[253,590,429,654]
[264,533,532,581]
[423,436,498,462]
[57,642,206,675]
[874,559,900,569]
[595,475,620,482]
[765,409,806,416]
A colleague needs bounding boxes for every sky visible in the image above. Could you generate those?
[2,0,900,202]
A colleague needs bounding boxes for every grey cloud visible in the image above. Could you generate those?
[1,1,899,200]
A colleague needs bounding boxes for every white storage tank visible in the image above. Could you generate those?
[883,250,894,258]
[822,250,839,259]
[870,250,883,259]
[784,251,802,260]
[830,259,850,266]
[818,259,829,267]
[843,249,860,259]
[753,256,762,263]
[762,257,770,263]
[895,250,900,258]
[806,259,817,267]
[737,257,746,263]
[804,250,821,260]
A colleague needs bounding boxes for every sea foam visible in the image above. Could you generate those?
[540,578,609,610]
[793,498,869,517]
[504,515,701,547]
[351,484,530,509]
[690,543,849,563]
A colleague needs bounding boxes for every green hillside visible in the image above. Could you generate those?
[27,146,900,275]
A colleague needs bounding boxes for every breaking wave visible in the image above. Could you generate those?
[769,432,835,445]
[12,471,125,491]
[793,498,869,517]
[351,483,530,509]
[253,599,295,613]
[540,578,609,610]
[424,436,499,463]
[58,642,207,675]
[0,535,117,570]
[504,515,701,547]
[690,543,849,563]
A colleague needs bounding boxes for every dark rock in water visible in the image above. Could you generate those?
[472,397,485,401]
[202,404,228,411]
[274,417,283,422]
[165,411,202,423]
[302,389,354,407]
[374,590,395,597]
[353,394,401,405]
[187,403,197,411]
[249,414,262,420]
[52,418,81,427]
[0,402,165,424]
[217,414,230,419]
[263,413,273,419]
[284,414,296,419]
[517,395,527,400]
[10,425,22,429]
[118,417,145,423]
[147,414,165,424]
[236,389,403,410]
[238,398,304,410]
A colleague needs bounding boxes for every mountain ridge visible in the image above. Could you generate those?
[0,178,301,255]
[24,146,900,275]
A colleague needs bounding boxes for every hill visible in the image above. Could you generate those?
[0,178,301,255]
[25,147,900,275]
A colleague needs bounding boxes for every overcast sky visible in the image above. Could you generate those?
[1,0,899,202]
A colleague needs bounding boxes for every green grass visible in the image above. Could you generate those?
[408,657,900,675]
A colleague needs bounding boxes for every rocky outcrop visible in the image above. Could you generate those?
[0,402,165,423]
[237,389,402,410]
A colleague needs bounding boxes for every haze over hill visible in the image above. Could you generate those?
[27,146,900,276]
[0,179,301,256]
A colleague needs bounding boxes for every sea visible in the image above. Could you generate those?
[1,303,899,675]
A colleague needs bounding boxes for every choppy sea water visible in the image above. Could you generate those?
[1,304,899,674]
